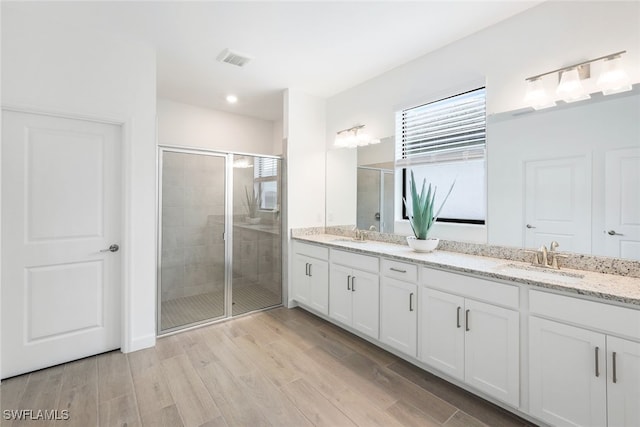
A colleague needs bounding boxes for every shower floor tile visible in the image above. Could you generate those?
[161,285,281,330]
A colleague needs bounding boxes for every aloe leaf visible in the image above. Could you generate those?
[406,170,455,240]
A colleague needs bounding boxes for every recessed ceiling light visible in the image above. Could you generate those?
[226,94,238,104]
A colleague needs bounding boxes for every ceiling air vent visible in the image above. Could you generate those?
[216,49,252,68]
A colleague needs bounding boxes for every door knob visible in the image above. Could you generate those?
[526,224,536,229]
[100,244,120,253]
[607,230,623,236]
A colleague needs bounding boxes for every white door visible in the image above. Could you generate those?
[308,259,329,315]
[607,336,640,427]
[350,269,379,339]
[420,288,465,381]
[292,254,311,305]
[605,148,640,260]
[529,317,607,427]
[464,299,519,407]
[1,111,122,378]
[329,264,352,326]
[380,278,417,356]
[524,156,591,253]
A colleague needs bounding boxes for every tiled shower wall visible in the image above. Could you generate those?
[161,152,226,302]
[232,165,282,296]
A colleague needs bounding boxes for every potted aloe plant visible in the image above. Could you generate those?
[403,170,455,252]
[244,186,261,224]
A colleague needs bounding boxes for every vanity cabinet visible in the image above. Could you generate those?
[329,249,380,339]
[529,291,640,427]
[380,259,418,357]
[420,268,520,408]
[292,242,329,315]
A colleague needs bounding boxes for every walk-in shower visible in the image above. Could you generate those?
[357,166,394,233]
[157,147,282,333]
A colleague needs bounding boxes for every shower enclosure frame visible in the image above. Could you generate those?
[156,145,284,336]
[357,165,394,233]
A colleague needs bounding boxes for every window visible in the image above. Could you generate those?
[253,157,280,210]
[396,87,486,223]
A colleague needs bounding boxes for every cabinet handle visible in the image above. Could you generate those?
[390,267,407,273]
[595,346,600,378]
[347,275,351,291]
[308,264,312,277]
[456,306,461,328]
[351,276,355,292]
[409,293,414,311]
[305,263,309,276]
[612,351,617,384]
[465,309,470,331]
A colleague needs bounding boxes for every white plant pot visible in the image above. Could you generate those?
[406,236,439,253]
[246,217,261,225]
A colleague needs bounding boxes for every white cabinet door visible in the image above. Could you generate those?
[329,264,353,326]
[607,336,640,427]
[420,288,465,381]
[292,254,311,305]
[605,148,640,261]
[308,259,329,315]
[524,156,591,253]
[464,299,519,408]
[530,317,607,427]
[351,269,380,339]
[380,278,417,356]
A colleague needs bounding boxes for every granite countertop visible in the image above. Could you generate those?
[293,234,640,307]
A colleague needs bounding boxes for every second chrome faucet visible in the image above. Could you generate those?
[528,241,566,269]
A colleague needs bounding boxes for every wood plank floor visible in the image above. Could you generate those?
[1,307,537,427]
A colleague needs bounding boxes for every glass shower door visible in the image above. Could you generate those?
[158,150,227,332]
[231,155,282,315]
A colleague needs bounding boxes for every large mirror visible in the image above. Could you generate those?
[325,90,640,261]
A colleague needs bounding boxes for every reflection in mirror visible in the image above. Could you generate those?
[326,91,640,261]
[357,166,394,233]
[488,90,640,261]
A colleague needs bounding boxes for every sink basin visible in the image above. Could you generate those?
[496,263,584,284]
[331,238,368,244]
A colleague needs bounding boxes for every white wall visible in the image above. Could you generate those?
[325,1,640,244]
[273,119,284,156]
[1,5,157,352]
[157,99,276,155]
[285,89,326,229]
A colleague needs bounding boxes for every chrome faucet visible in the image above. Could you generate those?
[527,241,565,269]
[352,226,365,241]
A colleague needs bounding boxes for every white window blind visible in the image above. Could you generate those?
[254,157,278,180]
[395,88,486,166]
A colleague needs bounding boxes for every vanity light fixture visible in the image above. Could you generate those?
[523,78,556,110]
[597,54,632,95]
[556,67,591,103]
[524,50,632,109]
[334,125,380,148]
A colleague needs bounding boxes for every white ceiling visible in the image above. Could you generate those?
[7,1,542,121]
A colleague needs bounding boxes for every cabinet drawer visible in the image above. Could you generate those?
[382,259,418,282]
[530,290,640,340]
[293,240,329,260]
[330,249,379,273]
[422,267,519,309]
